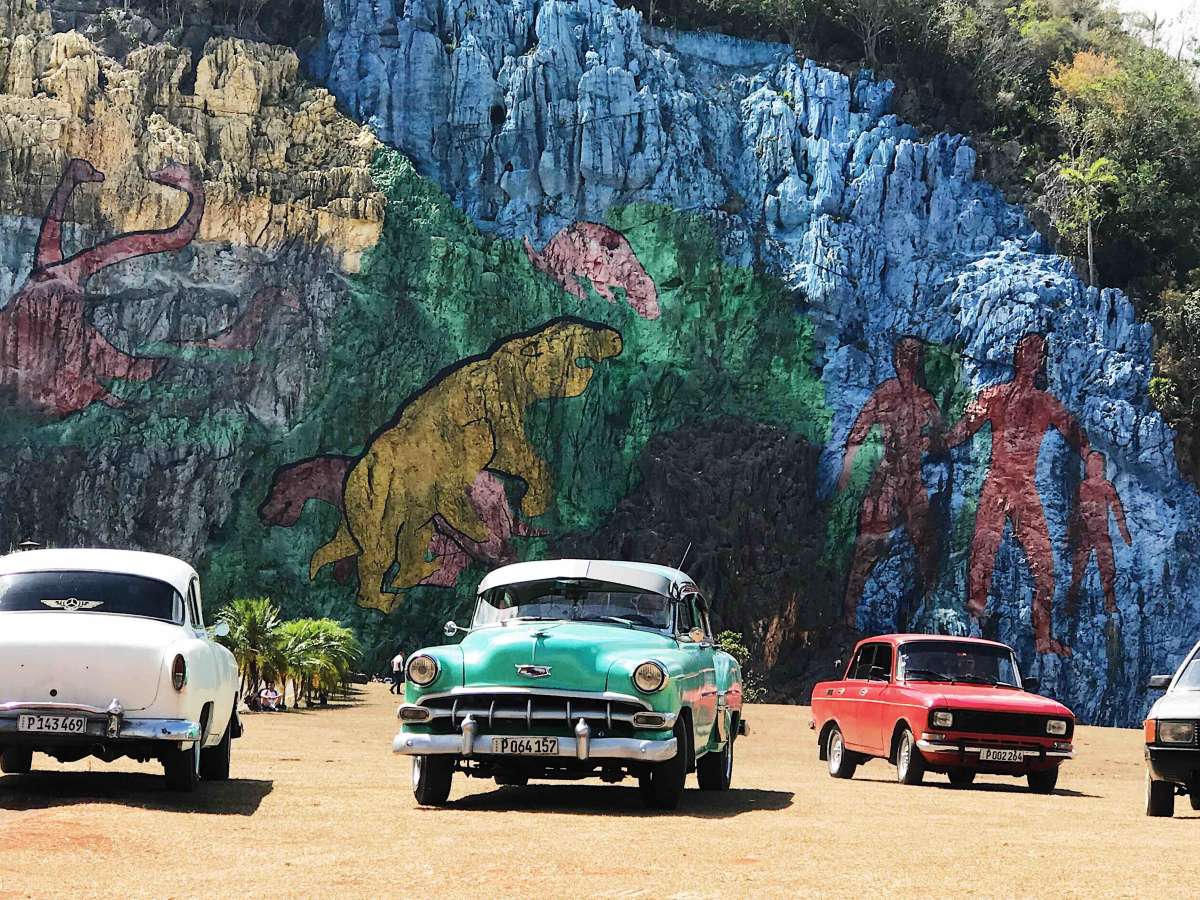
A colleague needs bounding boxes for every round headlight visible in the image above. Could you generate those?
[632,661,668,694]
[406,654,439,687]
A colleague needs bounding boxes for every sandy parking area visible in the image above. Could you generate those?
[0,683,1194,898]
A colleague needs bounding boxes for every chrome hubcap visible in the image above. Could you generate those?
[830,733,842,772]
[412,757,422,790]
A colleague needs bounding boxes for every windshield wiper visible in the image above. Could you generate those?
[903,668,951,682]
[952,674,998,685]
[576,615,635,626]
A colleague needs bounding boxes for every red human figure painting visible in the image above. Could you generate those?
[838,337,944,624]
[524,223,660,319]
[1067,451,1132,614]
[0,158,205,416]
[947,334,1088,657]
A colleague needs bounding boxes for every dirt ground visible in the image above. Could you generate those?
[0,683,1194,898]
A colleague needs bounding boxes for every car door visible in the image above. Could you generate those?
[840,644,874,752]
[185,579,222,726]
[678,592,718,749]
[861,642,895,756]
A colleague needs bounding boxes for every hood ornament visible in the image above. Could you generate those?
[516,664,552,678]
[41,597,103,611]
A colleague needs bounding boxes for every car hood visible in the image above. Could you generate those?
[458,620,676,693]
[1148,691,1200,719]
[0,611,177,711]
[925,683,1074,717]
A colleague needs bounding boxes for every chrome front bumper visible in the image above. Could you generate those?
[394,723,678,763]
[917,739,1074,759]
[0,700,200,743]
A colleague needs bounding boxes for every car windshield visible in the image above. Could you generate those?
[1175,655,1200,691]
[474,578,672,630]
[897,640,1021,687]
[0,570,184,623]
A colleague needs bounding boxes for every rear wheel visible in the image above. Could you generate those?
[696,736,733,791]
[948,769,976,787]
[412,755,454,806]
[0,747,32,775]
[1146,772,1175,817]
[1189,782,1200,811]
[639,720,688,810]
[1027,768,1059,794]
[494,774,528,788]
[827,727,857,780]
[895,728,925,785]
[163,740,200,792]
[199,712,233,781]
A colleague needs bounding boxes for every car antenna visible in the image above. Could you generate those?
[675,542,692,572]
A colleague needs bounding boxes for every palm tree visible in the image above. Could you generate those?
[276,619,361,707]
[216,597,282,701]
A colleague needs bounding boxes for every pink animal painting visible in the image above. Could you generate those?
[524,222,660,319]
[259,459,538,589]
[0,158,204,416]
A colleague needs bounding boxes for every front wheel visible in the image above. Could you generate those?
[827,727,857,780]
[412,755,454,806]
[1146,772,1175,817]
[0,747,32,775]
[696,736,733,791]
[639,720,688,810]
[895,728,925,785]
[1027,768,1059,794]
[163,740,200,792]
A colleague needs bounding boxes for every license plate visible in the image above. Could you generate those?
[979,747,1025,762]
[490,736,559,755]
[17,714,87,734]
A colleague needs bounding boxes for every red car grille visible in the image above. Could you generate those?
[950,709,1073,739]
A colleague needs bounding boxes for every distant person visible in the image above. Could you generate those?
[390,650,405,694]
[259,682,281,711]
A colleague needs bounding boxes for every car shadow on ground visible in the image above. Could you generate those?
[852,775,1099,798]
[0,771,273,815]
[446,784,794,817]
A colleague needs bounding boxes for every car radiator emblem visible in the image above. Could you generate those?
[516,664,552,678]
[41,597,103,611]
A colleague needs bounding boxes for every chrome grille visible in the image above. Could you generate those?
[417,690,649,730]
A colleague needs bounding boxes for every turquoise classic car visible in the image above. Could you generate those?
[393,559,747,809]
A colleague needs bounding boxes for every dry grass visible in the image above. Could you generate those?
[0,684,1193,898]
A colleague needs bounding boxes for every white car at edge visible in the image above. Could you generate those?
[0,548,241,791]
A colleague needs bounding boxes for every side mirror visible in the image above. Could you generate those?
[834,658,843,674]
[444,620,467,638]
[869,665,890,683]
[1024,676,1040,693]
[1147,674,1172,690]
[690,626,706,644]
[210,622,230,639]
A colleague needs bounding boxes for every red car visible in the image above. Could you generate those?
[810,634,1075,792]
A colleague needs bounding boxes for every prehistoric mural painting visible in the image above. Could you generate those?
[275,318,623,613]
[524,223,660,320]
[1,158,203,415]
[838,332,1131,659]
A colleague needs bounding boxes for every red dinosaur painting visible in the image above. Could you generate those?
[0,158,204,416]
[946,333,1089,657]
[837,337,943,625]
[524,223,660,319]
[259,458,538,589]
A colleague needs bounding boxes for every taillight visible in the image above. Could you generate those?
[172,654,187,691]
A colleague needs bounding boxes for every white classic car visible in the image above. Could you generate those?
[1145,639,1200,817]
[0,548,241,791]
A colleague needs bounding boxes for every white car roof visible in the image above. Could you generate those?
[0,548,197,596]
[477,559,698,597]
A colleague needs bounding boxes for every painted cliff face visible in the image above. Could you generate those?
[3,0,1197,727]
